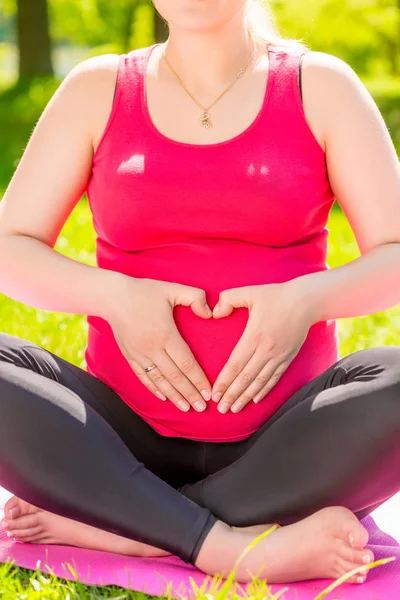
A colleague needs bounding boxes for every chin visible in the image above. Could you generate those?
[152,0,246,33]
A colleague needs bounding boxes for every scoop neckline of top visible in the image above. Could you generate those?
[140,41,276,149]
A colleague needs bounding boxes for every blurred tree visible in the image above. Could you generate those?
[154,7,168,42]
[0,7,14,42]
[17,0,53,78]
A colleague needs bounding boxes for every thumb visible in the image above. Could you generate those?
[213,287,247,319]
[173,284,213,319]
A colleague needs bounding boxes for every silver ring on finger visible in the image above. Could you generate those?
[144,364,157,373]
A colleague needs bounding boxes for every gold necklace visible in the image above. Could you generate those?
[162,41,256,130]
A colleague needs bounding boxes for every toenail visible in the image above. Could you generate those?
[2,520,8,529]
[362,554,371,564]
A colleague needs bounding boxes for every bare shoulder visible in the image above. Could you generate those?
[301,50,363,97]
[300,51,371,147]
[70,53,120,88]
[62,54,121,153]
[301,50,354,76]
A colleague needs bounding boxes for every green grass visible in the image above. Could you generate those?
[0,199,399,597]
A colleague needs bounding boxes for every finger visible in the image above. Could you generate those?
[137,351,207,413]
[251,361,290,404]
[165,333,212,401]
[129,359,168,402]
[213,287,250,318]
[171,285,213,319]
[216,350,269,414]
[211,331,256,404]
[151,349,208,412]
[134,356,191,412]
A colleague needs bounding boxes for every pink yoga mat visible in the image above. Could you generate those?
[0,485,399,599]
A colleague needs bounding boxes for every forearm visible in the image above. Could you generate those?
[289,242,400,324]
[0,234,123,320]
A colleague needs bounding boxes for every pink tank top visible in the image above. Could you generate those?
[84,42,339,442]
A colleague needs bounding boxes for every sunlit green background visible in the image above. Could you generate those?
[0,0,400,368]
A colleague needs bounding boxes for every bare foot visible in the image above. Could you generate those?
[2,495,170,558]
[195,506,375,585]
[2,495,275,554]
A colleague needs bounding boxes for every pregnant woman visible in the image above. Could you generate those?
[1,0,400,586]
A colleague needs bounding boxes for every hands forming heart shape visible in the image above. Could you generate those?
[110,276,315,414]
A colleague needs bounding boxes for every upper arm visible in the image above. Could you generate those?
[0,53,120,248]
[302,51,400,254]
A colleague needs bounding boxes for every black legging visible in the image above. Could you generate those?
[0,331,400,565]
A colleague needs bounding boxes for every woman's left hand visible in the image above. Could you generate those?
[211,280,315,413]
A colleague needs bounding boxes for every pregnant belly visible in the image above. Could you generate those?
[85,239,339,441]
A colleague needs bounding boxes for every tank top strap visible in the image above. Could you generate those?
[113,46,150,118]
[92,45,153,164]
[266,44,310,122]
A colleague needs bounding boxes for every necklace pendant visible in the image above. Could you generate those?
[200,111,212,129]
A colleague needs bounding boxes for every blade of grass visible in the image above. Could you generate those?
[314,556,396,599]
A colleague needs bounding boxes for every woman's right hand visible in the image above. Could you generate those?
[105,275,213,412]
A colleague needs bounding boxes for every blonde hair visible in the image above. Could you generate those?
[245,0,309,52]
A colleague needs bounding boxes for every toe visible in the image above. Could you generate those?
[339,540,374,566]
[23,535,49,544]
[338,559,368,584]
[348,523,369,550]
[11,525,44,541]
[7,514,41,534]
[4,497,20,520]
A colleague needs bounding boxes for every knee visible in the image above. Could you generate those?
[340,345,400,388]
[339,346,400,425]
[0,332,32,365]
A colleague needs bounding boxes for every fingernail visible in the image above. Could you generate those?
[9,508,16,519]
[194,400,206,412]
[200,389,211,401]
[213,304,220,315]
[212,392,222,402]
[205,305,213,317]
[2,520,8,529]
[6,531,13,538]
[155,391,167,401]
[356,576,364,584]
[363,554,371,564]
[178,400,190,411]
[218,403,230,414]
[349,533,355,547]
[231,402,243,413]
